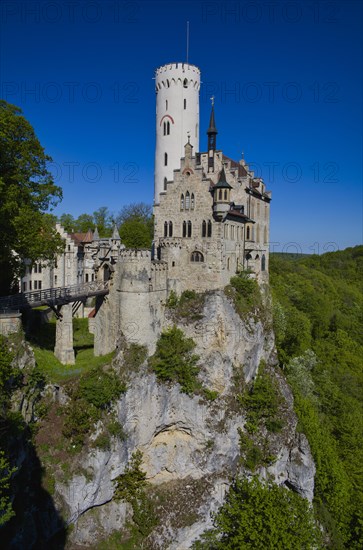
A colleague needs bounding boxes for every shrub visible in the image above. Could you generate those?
[192,476,321,549]
[123,343,147,372]
[114,450,147,502]
[78,366,125,409]
[225,272,262,318]
[148,326,200,394]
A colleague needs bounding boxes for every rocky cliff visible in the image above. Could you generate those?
[51,290,315,548]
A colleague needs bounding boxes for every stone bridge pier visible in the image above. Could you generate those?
[54,303,75,365]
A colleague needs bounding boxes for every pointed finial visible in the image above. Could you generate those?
[210,95,215,106]
[187,131,191,144]
[242,150,244,160]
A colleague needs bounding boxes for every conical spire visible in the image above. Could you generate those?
[93,226,100,240]
[112,224,121,241]
[207,98,218,152]
[214,166,232,189]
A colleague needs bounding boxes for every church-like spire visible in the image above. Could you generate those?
[207,96,218,152]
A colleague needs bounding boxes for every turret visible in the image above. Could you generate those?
[212,167,232,220]
[154,62,201,204]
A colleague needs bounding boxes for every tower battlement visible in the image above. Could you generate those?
[155,63,201,91]
[119,249,152,260]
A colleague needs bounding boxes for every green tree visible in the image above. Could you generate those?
[193,477,321,549]
[75,213,95,233]
[0,100,64,294]
[0,450,16,527]
[58,213,75,233]
[93,206,112,237]
[117,202,153,248]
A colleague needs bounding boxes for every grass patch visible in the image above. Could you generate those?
[28,318,115,383]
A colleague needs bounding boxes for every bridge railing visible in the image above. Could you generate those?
[0,280,110,310]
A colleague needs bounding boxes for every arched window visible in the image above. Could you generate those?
[163,122,166,135]
[257,202,260,216]
[180,194,184,210]
[236,227,239,240]
[218,190,222,201]
[185,191,190,209]
[202,220,206,237]
[246,226,251,240]
[261,254,266,271]
[191,251,204,262]
[187,220,192,237]
[184,99,187,110]
[191,193,195,210]
[255,254,260,260]
[164,177,167,191]
[207,220,212,237]
[182,221,187,238]
[165,99,168,110]
[167,121,170,135]
[183,78,188,88]
[224,224,228,238]
[85,273,89,282]
[224,189,228,201]
[256,225,260,243]
[231,225,235,239]
[251,202,255,218]
[169,221,173,237]
[164,153,168,166]
[164,221,168,237]
[246,253,252,261]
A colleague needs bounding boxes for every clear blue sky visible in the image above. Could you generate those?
[1,0,362,253]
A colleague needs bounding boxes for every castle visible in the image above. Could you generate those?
[94,62,271,356]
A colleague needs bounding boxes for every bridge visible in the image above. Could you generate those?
[0,281,110,312]
[0,281,110,365]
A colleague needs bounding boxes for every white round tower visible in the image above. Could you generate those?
[154,62,201,204]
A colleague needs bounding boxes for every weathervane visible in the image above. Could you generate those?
[210,95,215,106]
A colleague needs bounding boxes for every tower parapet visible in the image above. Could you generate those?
[154,63,201,204]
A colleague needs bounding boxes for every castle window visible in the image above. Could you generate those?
[164,177,167,190]
[187,220,192,238]
[29,281,32,290]
[164,153,168,166]
[54,275,57,285]
[261,254,266,271]
[257,202,260,216]
[183,221,187,238]
[246,253,252,261]
[166,79,170,88]
[180,194,184,210]
[172,261,175,267]
[164,221,168,237]
[185,191,190,209]
[34,280,38,290]
[224,225,228,238]
[246,226,251,240]
[34,264,37,273]
[23,282,26,292]
[264,226,267,243]
[218,189,222,201]
[202,220,206,238]
[169,221,173,237]
[255,254,260,260]
[191,193,195,210]
[227,258,230,270]
[256,226,260,243]
[184,99,187,109]
[183,78,188,88]
[191,251,204,262]
[166,99,168,110]
[92,274,94,281]
[85,273,89,282]
[167,121,170,135]
[236,227,239,240]
[163,121,166,135]
[207,220,212,237]
[224,190,228,201]
[231,225,235,239]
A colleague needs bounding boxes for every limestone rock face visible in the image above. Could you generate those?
[56,291,315,548]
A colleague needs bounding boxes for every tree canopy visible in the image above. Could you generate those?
[0,100,64,294]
